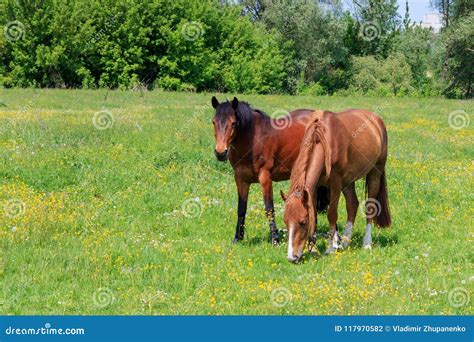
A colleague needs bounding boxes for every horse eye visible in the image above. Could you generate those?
[231,122,236,128]
[299,220,307,227]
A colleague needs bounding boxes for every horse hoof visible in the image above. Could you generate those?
[325,247,336,255]
[363,244,372,250]
[232,238,240,244]
[271,238,280,246]
[341,236,351,249]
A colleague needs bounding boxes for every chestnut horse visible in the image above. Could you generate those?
[211,96,329,245]
[281,109,391,262]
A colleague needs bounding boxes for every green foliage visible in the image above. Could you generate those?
[391,26,433,87]
[296,82,326,96]
[442,11,474,98]
[261,0,349,94]
[350,0,401,58]
[217,17,286,94]
[0,0,471,98]
[0,0,286,93]
[350,56,381,94]
[349,53,413,96]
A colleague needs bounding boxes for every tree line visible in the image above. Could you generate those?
[0,0,472,98]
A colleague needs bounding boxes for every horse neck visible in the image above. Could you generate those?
[232,112,267,156]
[303,143,326,195]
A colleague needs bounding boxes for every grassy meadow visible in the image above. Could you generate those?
[0,89,472,315]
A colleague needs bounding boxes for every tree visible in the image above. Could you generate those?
[0,0,287,93]
[432,0,473,97]
[349,53,412,96]
[392,26,433,88]
[351,0,401,57]
[403,0,412,30]
[239,0,266,21]
[430,0,455,28]
[261,0,349,94]
[442,11,473,97]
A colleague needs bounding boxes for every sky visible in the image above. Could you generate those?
[342,0,435,22]
[397,0,434,22]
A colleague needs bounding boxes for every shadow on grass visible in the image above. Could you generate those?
[350,231,399,249]
[246,228,289,247]
[296,225,400,263]
[246,235,268,246]
[242,224,398,263]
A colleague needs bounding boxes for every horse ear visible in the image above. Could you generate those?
[280,189,287,202]
[232,97,239,111]
[211,96,219,109]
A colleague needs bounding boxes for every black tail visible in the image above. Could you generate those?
[375,171,391,227]
[316,186,329,213]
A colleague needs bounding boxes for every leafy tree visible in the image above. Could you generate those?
[383,53,413,95]
[0,0,471,98]
[0,0,286,93]
[349,53,412,96]
[351,0,401,57]
[239,0,266,21]
[391,26,433,88]
[430,0,455,27]
[261,0,349,94]
[350,55,382,93]
[442,11,473,97]
[403,0,412,30]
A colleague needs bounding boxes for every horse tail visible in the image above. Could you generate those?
[375,170,391,228]
[316,186,329,213]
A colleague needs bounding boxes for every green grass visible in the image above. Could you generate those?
[0,89,472,315]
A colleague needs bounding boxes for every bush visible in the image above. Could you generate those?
[297,82,326,96]
[382,53,413,96]
[349,53,413,97]
[350,56,382,94]
[0,0,286,93]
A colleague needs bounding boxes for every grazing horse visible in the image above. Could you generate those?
[211,96,329,245]
[281,109,391,262]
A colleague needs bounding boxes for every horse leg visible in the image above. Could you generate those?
[308,194,319,252]
[341,182,359,249]
[233,177,250,243]
[258,170,279,245]
[364,169,382,249]
[325,180,342,254]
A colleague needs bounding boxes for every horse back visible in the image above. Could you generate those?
[246,109,314,182]
[328,109,388,181]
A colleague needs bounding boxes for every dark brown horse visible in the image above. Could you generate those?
[281,109,391,262]
[211,96,329,245]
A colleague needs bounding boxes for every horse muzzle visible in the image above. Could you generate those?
[287,254,302,263]
[214,149,229,162]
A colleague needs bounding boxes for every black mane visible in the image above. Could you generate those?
[215,100,270,130]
